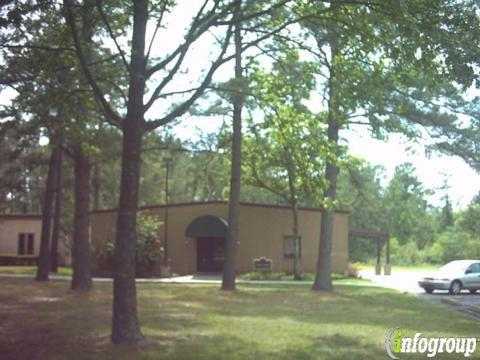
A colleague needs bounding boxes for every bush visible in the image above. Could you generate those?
[0,255,38,266]
[93,214,163,278]
[346,262,361,278]
[135,214,164,277]
[238,271,349,281]
[387,228,480,266]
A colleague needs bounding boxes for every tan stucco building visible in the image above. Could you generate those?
[0,214,71,265]
[0,202,349,274]
[0,215,43,256]
[91,201,349,275]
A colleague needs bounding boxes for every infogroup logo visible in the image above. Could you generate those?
[385,328,478,359]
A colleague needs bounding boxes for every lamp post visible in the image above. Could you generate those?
[163,157,173,268]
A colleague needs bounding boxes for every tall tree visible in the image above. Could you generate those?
[289,0,480,291]
[222,0,243,291]
[65,0,294,343]
[336,158,389,262]
[243,50,325,279]
[385,163,436,249]
[50,144,63,272]
[35,144,61,281]
[1,2,108,289]
[439,195,454,232]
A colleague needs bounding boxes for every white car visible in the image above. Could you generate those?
[418,260,480,295]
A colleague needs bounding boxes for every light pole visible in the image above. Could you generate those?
[163,157,173,268]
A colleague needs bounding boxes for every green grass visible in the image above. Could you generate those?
[0,277,479,359]
[357,263,438,272]
[0,266,73,276]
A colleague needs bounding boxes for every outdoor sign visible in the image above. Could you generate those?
[253,257,273,272]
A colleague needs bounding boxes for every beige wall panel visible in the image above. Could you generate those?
[90,202,350,275]
[0,218,42,255]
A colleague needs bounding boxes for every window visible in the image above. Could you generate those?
[283,236,301,259]
[467,263,480,274]
[18,233,34,255]
[27,233,34,254]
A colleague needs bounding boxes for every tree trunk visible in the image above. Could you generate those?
[312,9,341,291]
[112,121,144,343]
[93,162,100,210]
[70,147,92,291]
[291,200,301,280]
[111,0,147,344]
[286,154,301,280]
[36,145,61,281]
[312,161,338,291]
[222,0,243,291]
[50,145,63,272]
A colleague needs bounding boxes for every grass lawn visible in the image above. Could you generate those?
[0,266,73,276]
[357,263,438,273]
[0,278,478,359]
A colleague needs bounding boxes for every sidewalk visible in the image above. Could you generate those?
[0,272,312,285]
[358,268,430,293]
[0,272,370,286]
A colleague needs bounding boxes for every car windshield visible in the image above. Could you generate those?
[438,261,470,273]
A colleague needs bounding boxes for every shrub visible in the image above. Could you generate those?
[346,262,361,278]
[0,255,38,266]
[135,214,164,277]
[93,214,163,278]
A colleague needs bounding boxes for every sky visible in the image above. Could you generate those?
[342,127,480,210]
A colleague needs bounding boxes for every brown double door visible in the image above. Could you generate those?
[197,237,225,272]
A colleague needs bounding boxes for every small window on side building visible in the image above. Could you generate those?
[283,236,301,259]
[18,233,35,255]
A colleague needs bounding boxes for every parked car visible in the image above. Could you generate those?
[418,260,480,295]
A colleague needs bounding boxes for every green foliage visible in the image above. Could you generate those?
[238,271,349,281]
[242,49,328,208]
[94,214,163,278]
[135,214,164,277]
[439,195,454,231]
[385,163,436,248]
[457,202,480,237]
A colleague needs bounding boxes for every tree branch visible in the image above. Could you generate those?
[95,0,130,73]
[144,10,303,131]
[63,0,123,126]
[145,0,228,79]
[143,18,235,131]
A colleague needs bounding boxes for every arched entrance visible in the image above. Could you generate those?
[185,215,229,272]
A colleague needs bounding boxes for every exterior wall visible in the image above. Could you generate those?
[236,204,349,274]
[0,216,42,255]
[90,202,349,275]
[0,215,71,265]
[90,203,229,275]
[1,203,349,274]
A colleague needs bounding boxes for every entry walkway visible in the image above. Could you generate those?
[0,272,374,286]
[0,272,312,285]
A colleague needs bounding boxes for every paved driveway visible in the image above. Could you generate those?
[360,269,480,319]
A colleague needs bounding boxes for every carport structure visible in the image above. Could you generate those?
[349,229,391,275]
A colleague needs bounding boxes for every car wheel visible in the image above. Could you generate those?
[424,288,434,294]
[470,289,477,294]
[449,280,462,295]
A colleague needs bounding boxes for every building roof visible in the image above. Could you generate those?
[91,201,350,214]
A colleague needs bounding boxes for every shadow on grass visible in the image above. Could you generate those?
[0,278,479,360]
[132,332,386,360]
